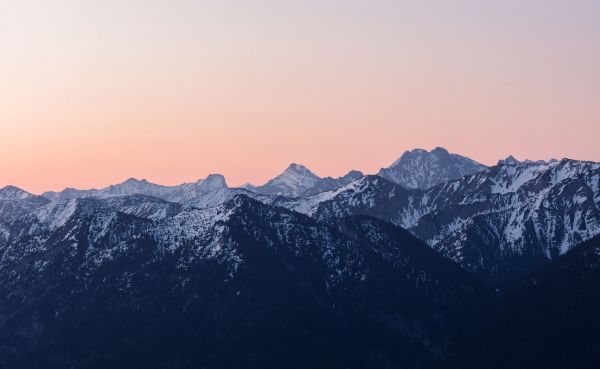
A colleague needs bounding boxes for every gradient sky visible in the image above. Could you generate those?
[1,0,599,194]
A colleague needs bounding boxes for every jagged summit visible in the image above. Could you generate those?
[343,170,364,178]
[391,147,451,166]
[250,164,364,197]
[255,163,321,197]
[286,162,317,175]
[379,147,487,189]
[497,155,521,165]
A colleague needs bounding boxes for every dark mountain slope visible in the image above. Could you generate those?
[442,234,600,369]
[0,195,482,369]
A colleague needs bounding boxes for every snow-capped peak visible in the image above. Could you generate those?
[284,163,320,178]
[0,185,36,200]
[252,163,321,197]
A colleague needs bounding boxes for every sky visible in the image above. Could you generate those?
[1,0,599,194]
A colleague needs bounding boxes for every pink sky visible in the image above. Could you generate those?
[1,1,599,194]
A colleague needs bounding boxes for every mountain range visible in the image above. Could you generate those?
[0,194,483,369]
[34,147,484,201]
[282,158,600,283]
[1,147,599,368]
[41,174,228,203]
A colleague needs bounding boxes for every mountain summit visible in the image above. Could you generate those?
[377,147,487,189]
[0,185,37,200]
[251,164,364,197]
[255,163,321,197]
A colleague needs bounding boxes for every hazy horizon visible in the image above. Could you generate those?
[2,146,594,195]
[2,1,599,193]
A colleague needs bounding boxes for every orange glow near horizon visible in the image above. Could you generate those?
[1,1,599,194]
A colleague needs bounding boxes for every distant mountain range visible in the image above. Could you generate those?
[38,147,484,201]
[42,174,228,203]
[1,147,599,368]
